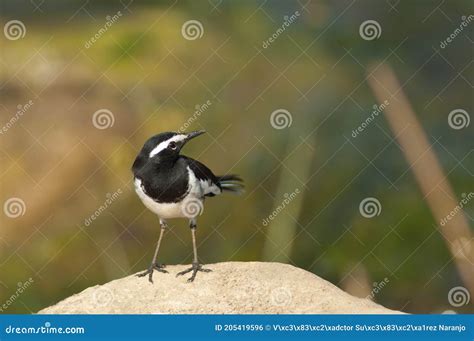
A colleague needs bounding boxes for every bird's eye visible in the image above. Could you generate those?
[169,142,177,150]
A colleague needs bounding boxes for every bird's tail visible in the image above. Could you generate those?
[217,174,244,194]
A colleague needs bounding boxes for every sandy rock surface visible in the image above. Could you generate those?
[39,262,401,314]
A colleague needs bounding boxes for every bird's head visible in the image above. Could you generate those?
[132,130,206,172]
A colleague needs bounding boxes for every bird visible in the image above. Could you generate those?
[132,130,243,283]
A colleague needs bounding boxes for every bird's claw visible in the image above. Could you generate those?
[137,263,168,283]
[176,262,212,282]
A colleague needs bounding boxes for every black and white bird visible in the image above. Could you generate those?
[132,130,243,282]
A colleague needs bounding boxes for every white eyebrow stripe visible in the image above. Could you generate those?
[149,134,187,158]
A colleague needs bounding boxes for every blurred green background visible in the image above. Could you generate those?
[0,0,472,314]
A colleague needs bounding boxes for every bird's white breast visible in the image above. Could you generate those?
[134,167,207,220]
[134,178,185,219]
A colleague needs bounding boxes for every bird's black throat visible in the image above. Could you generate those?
[134,156,190,204]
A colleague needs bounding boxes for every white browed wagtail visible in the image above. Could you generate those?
[132,130,243,282]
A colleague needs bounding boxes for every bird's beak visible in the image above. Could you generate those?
[184,130,206,143]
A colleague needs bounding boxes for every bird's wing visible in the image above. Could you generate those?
[181,156,222,196]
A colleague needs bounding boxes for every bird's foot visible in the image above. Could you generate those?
[176,262,212,283]
[137,263,168,283]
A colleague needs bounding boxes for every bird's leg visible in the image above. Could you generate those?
[176,221,212,282]
[137,220,168,283]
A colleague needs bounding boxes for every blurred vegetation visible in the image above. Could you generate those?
[0,0,472,314]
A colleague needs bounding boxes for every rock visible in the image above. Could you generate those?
[38,262,401,314]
